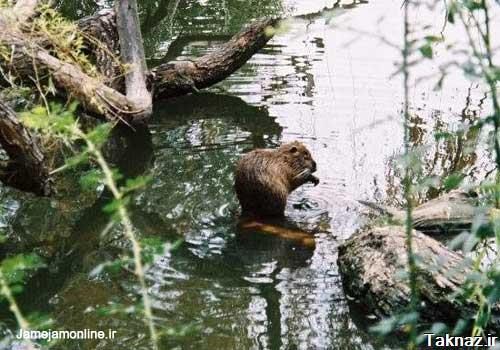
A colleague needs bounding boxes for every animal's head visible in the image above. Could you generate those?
[277,141,319,187]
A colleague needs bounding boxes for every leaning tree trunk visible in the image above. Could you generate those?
[0,99,52,195]
[338,225,500,330]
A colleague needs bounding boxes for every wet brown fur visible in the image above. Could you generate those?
[235,141,318,217]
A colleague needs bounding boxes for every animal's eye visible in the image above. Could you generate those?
[289,146,298,153]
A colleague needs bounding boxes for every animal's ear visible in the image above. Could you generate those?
[289,146,298,153]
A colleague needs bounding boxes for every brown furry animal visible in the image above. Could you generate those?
[235,141,319,217]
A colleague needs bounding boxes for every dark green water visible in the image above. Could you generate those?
[0,0,496,349]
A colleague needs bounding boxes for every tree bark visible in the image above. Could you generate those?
[12,0,39,23]
[115,0,152,119]
[77,9,122,89]
[0,99,52,195]
[338,225,500,329]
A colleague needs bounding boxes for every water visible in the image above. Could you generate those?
[0,0,497,349]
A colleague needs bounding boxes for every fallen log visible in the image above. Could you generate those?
[151,18,279,99]
[2,9,277,121]
[12,0,39,23]
[0,12,146,123]
[0,99,52,195]
[0,3,278,195]
[78,13,278,100]
[338,225,500,329]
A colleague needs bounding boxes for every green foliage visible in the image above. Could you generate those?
[0,254,44,291]
[121,176,152,195]
[141,238,182,266]
[89,258,125,278]
[419,44,433,59]
[79,169,104,191]
[86,124,112,149]
[442,173,465,191]
[32,4,99,78]
[103,197,130,216]
[370,312,419,336]
[20,102,78,138]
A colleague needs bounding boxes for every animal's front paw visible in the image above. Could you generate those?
[307,174,320,186]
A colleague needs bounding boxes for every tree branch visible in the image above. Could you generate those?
[150,18,278,100]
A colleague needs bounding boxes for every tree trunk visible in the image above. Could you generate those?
[12,0,39,23]
[115,0,152,119]
[338,225,500,329]
[78,9,122,89]
[0,99,52,195]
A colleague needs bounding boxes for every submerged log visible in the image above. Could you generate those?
[338,226,500,328]
[359,190,483,234]
[0,99,52,195]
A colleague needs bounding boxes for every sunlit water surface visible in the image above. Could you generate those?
[0,0,498,349]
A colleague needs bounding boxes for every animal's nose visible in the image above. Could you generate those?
[312,161,317,172]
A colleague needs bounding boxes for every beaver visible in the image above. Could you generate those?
[234,141,319,217]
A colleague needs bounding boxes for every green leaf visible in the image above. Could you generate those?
[474,222,494,239]
[451,318,470,335]
[103,197,129,216]
[122,175,152,194]
[447,3,456,23]
[79,169,103,191]
[434,131,454,140]
[419,44,433,59]
[86,124,112,148]
[424,35,442,43]
[0,254,44,287]
[443,173,465,191]
[63,151,89,170]
[89,259,124,278]
[464,0,483,11]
